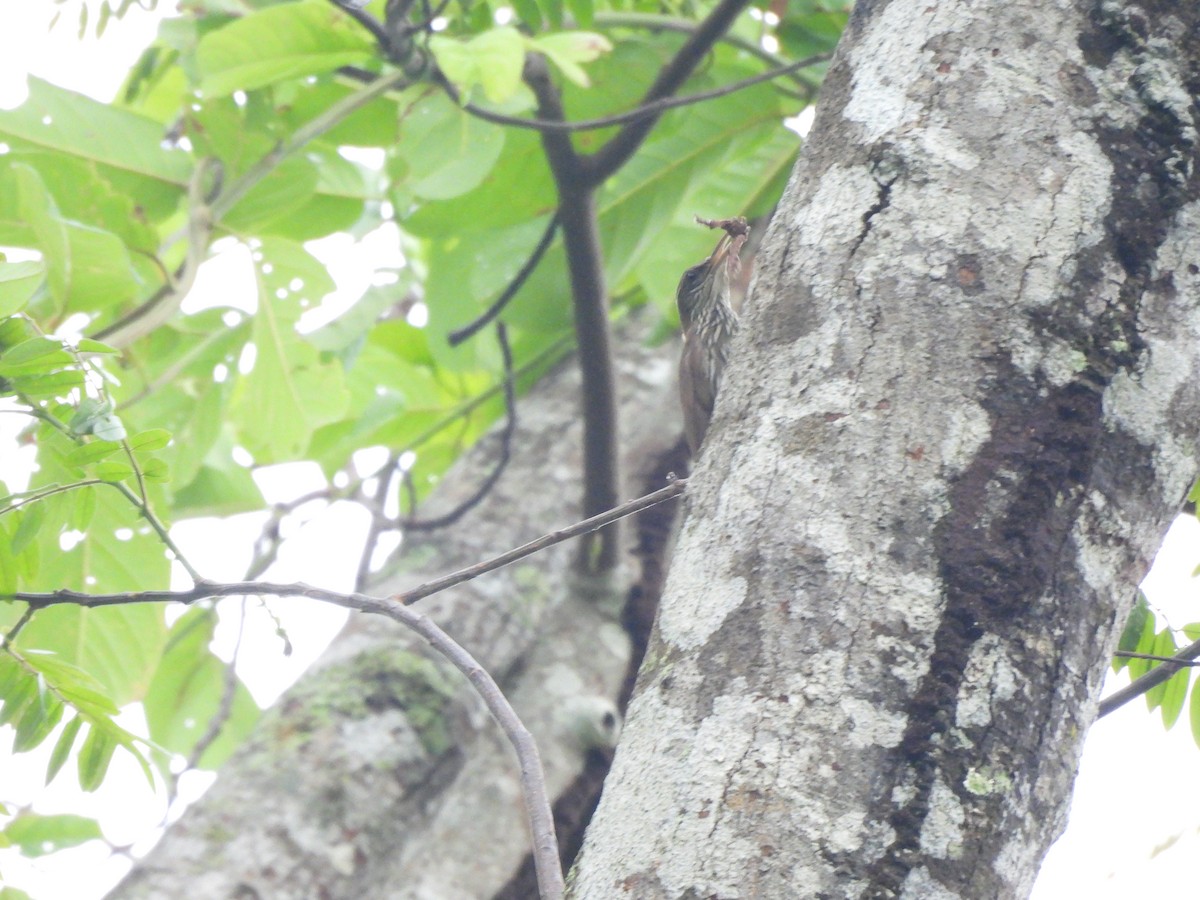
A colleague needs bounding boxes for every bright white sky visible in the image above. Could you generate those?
[2,3,1200,898]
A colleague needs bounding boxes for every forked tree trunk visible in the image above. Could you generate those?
[569,1,1200,896]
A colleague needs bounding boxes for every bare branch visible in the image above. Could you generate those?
[1099,637,1200,718]
[449,54,828,135]
[525,55,621,572]
[4,479,690,899]
[329,0,392,49]
[8,481,688,611]
[404,323,517,530]
[449,213,561,346]
[1113,650,1200,665]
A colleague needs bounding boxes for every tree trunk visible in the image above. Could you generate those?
[112,315,684,899]
[569,2,1200,897]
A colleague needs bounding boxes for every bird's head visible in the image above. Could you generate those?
[676,233,737,333]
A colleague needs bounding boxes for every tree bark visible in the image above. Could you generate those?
[112,314,683,899]
[569,1,1200,897]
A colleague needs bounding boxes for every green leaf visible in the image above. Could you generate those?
[15,606,167,708]
[0,78,189,194]
[129,429,172,453]
[1160,666,1190,730]
[140,458,170,482]
[564,0,594,28]
[8,371,85,400]
[144,608,260,771]
[63,439,124,468]
[0,151,160,254]
[2,812,102,857]
[69,484,98,531]
[509,0,542,29]
[197,0,375,97]
[1144,629,1179,710]
[11,501,47,556]
[527,32,612,87]
[13,686,64,753]
[222,155,320,234]
[95,461,135,482]
[1115,597,1155,675]
[394,92,506,201]
[0,336,72,374]
[229,238,349,461]
[11,169,63,291]
[1190,682,1200,749]
[0,261,44,316]
[0,669,36,728]
[46,715,84,784]
[431,28,526,104]
[75,338,118,354]
[77,724,117,792]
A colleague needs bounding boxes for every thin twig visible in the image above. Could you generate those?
[1,480,108,516]
[212,69,409,222]
[91,158,218,348]
[2,607,36,647]
[404,324,517,530]
[3,479,691,894]
[1113,650,1200,665]
[397,477,686,604]
[447,54,828,135]
[592,11,814,89]
[354,453,403,591]
[448,212,561,346]
[7,481,688,610]
[185,600,248,772]
[1099,637,1200,718]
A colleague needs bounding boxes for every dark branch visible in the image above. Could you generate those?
[450,54,828,135]
[329,0,392,50]
[449,214,561,346]
[1098,637,1200,718]
[525,54,621,572]
[1113,650,1200,665]
[404,323,517,530]
[582,0,754,185]
[6,480,688,610]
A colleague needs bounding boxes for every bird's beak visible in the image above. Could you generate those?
[707,234,733,272]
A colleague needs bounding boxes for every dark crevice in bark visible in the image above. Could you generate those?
[491,439,688,900]
[848,155,896,260]
[864,364,1106,897]
[859,22,1200,871]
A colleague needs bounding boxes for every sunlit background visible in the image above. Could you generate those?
[1,4,1199,897]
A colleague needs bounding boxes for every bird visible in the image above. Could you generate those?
[676,229,742,455]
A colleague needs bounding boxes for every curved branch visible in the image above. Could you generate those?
[448,212,561,346]
[91,158,219,348]
[5,481,688,611]
[404,323,517,530]
[447,54,828,135]
[329,0,392,49]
